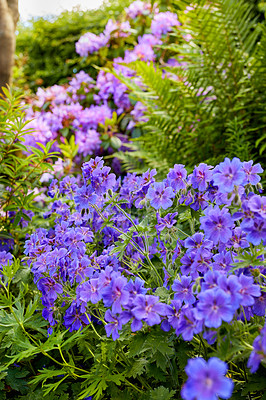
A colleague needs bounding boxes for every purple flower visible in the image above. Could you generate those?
[133,43,155,61]
[191,163,213,191]
[212,157,245,193]
[74,185,98,210]
[64,303,90,332]
[242,161,263,185]
[242,218,266,245]
[200,206,234,244]
[184,232,213,251]
[125,1,153,19]
[146,182,175,210]
[91,166,116,195]
[228,227,249,250]
[77,279,102,305]
[47,179,59,198]
[212,251,234,273]
[132,294,168,326]
[75,32,108,56]
[253,292,266,316]
[247,325,266,373]
[105,310,123,340]
[0,251,13,267]
[155,212,178,232]
[190,192,209,211]
[218,275,242,310]
[248,195,266,219]
[151,12,181,37]
[102,275,129,313]
[167,164,187,191]
[37,278,63,303]
[172,276,195,305]
[177,307,203,341]
[238,274,261,306]
[195,289,234,328]
[181,357,234,400]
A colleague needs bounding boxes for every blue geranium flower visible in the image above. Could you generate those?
[181,357,234,400]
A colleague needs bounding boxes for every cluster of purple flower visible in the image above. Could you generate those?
[24,1,181,164]
[25,156,265,389]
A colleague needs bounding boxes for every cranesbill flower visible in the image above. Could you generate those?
[0,251,13,267]
[172,276,195,304]
[64,303,90,332]
[242,161,263,185]
[177,307,203,341]
[91,166,116,195]
[248,195,266,219]
[146,182,175,210]
[184,232,213,251]
[191,163,213,191]
[74,185,98,210]
[47,179,59,198]
[181,357,234,400]
[155,212,178,233]
[247,324,266,372]
[253,292,266,316]
[37,277,63,303]
[200,205,234,244]
[105,310,123,340]
[218,275,242,310]
[102,275,130,313]
[167,164,187,191]
[195,288,234,328]
[212,157,245,193]
[132,294,168,326]
[238,274,261,306]
[190,192,209,211]
[228,227,249,249]
[212,251,234,273]
[77,278,102,305]
[242,218,266,245]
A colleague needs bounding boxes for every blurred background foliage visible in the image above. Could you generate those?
[14,0,266,91]
[15,0,132,91]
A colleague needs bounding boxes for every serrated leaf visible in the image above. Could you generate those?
[148,386,176,400]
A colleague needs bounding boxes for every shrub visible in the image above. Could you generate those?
[21,1,178,173]
[15,0,132,91]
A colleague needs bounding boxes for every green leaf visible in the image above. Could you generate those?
[6,368,29,394]
[148,386,176,400]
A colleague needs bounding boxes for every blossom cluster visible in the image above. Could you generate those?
[25,156,266,397]
[23,1,181,166]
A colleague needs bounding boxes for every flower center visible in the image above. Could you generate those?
[204,377,213,389]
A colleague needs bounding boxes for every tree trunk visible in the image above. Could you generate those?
[0,0,19,95]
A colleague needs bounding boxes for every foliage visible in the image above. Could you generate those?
[113,0,266,178]
[15,0,132,91]
[0,88,58,255]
